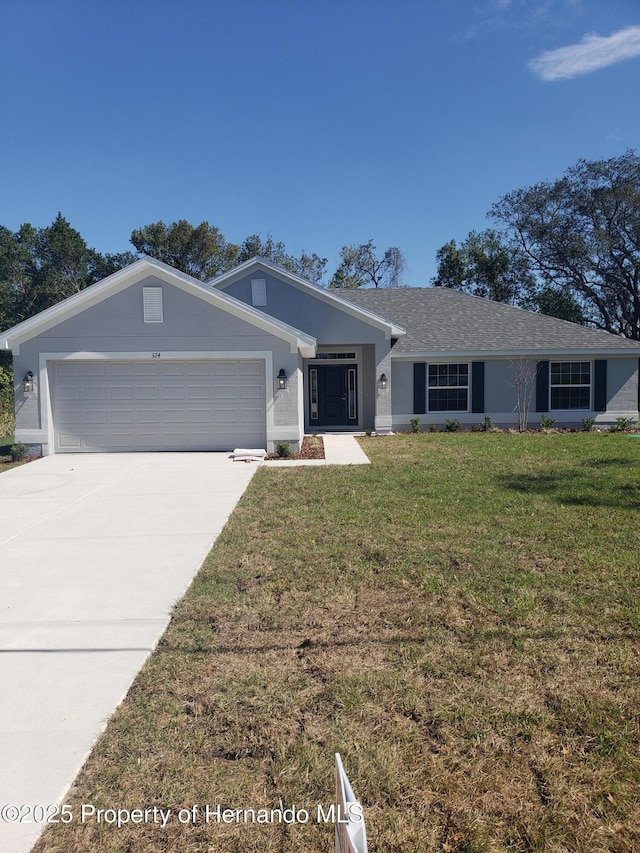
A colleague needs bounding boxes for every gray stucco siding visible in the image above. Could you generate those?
[483,359,517,414]
[606,357,638,412]
[221,273,390,346]
[22,277,291,348]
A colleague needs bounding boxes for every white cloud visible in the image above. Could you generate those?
[529,25,640,80]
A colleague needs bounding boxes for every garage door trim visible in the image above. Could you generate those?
[40,350,275,454]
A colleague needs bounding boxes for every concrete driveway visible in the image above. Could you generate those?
[0,452,259,853]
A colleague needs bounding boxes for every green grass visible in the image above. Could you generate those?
[33,433,640,852]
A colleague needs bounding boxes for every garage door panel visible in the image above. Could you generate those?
[51,359,266,452]
[84,387,106,401]
[110,410,134,425]
[134,363,159,377]
[240,361,263,376]
[109,363,132,377]
[57,410,81,426]
[241,385,263,400]
[136,386,159,401]
[82,363,107,378]
[55,363,80,378]
[160,385,185,401]
[58,433,82,449]
[160,410,186,425]
[57,387,80,403]
[84,412,107,425]
[109,386,133,400]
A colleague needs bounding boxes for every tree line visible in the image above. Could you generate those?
[1,150,639,339]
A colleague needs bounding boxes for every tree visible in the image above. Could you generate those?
[0,214,133,328]
[508,357,537,431]
[329,240,406,288]
[432,229,534,304]
[236,233,300,274]
[489,151,640,338]
[299,251,328,286]
[130,220,239,281]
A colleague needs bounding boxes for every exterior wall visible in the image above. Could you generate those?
[607,358,638,413]
[374,341,393,433]
[361,344,377,430]
[220,273,389,347]
[13,276,302,453]
[391,355,639,431]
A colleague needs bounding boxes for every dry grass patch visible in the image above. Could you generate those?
[33,433,640,852]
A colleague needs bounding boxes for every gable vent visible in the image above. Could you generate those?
[251,278,267,306]
[143,287,163,323]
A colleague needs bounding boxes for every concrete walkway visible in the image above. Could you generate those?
[266,433,371,467]
[0,453,258,853]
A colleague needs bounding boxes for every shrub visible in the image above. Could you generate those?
[610,416,634,433]
[9,443,27,462]
[481,415,494,432]
[409,417,421,434]
[539,415,555,430]
[0,365,14,437]
[275,441,292,458]
[364,428,373,437]
[581,417,595,432]
[445,419,460,432]
[429,423,438,433]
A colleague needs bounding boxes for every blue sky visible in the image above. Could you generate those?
[1,0,639,285]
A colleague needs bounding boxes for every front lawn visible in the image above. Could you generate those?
[34,433,640,852]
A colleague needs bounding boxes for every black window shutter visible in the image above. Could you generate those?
[413,363,426,414]
[471,361,485,413]
[536,360,549,412]
[593,360,607,412]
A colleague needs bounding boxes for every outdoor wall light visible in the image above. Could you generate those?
[23,371,34,393]
[379,373,388,390]
[277,369,287,390]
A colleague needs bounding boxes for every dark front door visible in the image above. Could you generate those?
[311,364,358,427]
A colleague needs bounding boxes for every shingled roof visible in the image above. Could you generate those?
[337,287,640,355]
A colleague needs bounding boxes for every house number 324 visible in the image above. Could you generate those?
[151,352,161,358]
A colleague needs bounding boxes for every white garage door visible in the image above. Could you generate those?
[50,359,266,452]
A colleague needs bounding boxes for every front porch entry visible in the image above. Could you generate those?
[309,363,358,428]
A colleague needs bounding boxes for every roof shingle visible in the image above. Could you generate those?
[338,287,640,354]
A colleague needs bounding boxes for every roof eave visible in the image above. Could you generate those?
[392,347,640,358]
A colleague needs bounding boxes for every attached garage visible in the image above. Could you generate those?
[1,258,318,455]
[49,359,266,452]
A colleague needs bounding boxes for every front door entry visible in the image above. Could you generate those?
[310,364,358,428]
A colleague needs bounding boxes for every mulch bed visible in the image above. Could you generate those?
[265,435,325,461]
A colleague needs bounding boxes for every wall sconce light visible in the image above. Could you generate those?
[23,371,34,393]
[277,369,287,390]
[379,373,388,390]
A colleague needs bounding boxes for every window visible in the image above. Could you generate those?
[428,363,469,411]
[310,368,318,420]
[143,287,163,323]
[251,279,267,306]
[315,352,357,360]
[550,361,591,409]
[348,368,357,420]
